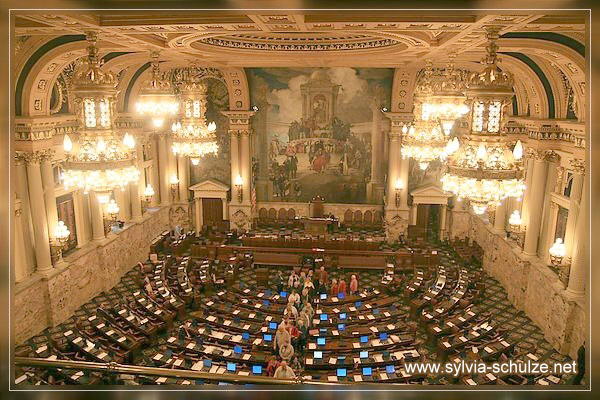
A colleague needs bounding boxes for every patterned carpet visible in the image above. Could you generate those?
[16,239,578,385]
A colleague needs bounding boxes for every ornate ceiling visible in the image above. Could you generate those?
[11,10,588,124]
[13,11,586,67]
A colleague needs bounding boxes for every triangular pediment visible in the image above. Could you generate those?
[410,184,452,198]
[189,179,230,192]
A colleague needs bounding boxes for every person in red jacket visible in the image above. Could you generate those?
[266,356,280,377]
[330,278,339,296]
[338,279,347,296]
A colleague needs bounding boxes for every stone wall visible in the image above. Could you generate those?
[460,213,587,359]
[13,207,170,344]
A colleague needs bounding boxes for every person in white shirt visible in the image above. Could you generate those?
[274,361,296,379]
[288,289,300,306]
[283,302,298,319]
[274,323,291,351]
[279,342,294,362]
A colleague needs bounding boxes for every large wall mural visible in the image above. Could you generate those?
[248,67,393,204]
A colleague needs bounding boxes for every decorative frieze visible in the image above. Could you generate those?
[569,158,585,175]
[15,149,55,165]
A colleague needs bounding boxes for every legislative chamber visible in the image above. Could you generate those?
[9,9,589,389]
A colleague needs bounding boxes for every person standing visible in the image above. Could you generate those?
[349,274,359,295]
[274,361,296,379]
[338,279,347,297]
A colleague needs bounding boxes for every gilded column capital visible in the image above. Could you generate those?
[525,148,546,161]
[16,149,55,165]
[544,150,560,163]
[229,129,252,137]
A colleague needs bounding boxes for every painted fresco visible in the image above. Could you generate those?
[248,68,393,204]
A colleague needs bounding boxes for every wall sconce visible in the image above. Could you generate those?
[143,184,155,203]
[549,238,566,266]
[394,178,403,208]
[106,199,120,222]
[170,174,179,200]
[508,210,522,233]
[234,175,244,203]
[50,220,70,262]
[507,210,525,247]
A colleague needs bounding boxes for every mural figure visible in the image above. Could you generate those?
[249,67,392,203]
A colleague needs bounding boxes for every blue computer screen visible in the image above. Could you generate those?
[362,367,372,376]
[320,293,327,300]
[338,292,345,299]
[337,368,347,377]
[226,362,236,372]
[242,332,250,340]
[360,351,369,359]
[203,359,212,367]
[233,345,242,354]
[317,337,326,345]
[263,334,272,342]
[355,301,362,307]
[314,351,323,359]
[338,323,345,331]
[360,336,368,343]
[280,291,287,297]
[380,333,389,340]
[386,365,395,374]
[320,313,328,321]
[339,312,347,320]
[252,365,262,374]
[269,322,277,330]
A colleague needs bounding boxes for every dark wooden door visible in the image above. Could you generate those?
[202,198,223,227]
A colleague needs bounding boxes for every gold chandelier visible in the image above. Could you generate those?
[441,26,525,215]
[135,52,178,128]
[170,68,219,166]
[62,32,139,195]
[401,120,448,170]
[401,61,449,170]
[425,55,470,135]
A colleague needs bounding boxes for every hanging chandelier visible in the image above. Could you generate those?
[135,52,178,128]
[441,26,525,215]
[401,61,449,170]
[170,68,219,166]
[400,120,448,170]
[62,32,139,195]
[425,54,470,135]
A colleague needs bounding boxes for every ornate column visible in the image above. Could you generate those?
[177,155,189,203]
[564,159,585,260]
[157,133,170,206]
[222,110,255,232]
[14,199,28,283]
[24,152,53,273]
[520,157,535,227]
[14,154,36,273]
[367,102,385,203]
[566,175,588,296]
[493,201,507,233]
[39,150,58,245]
[194,197,203,235]
[130,142,144,220]
[130,182,143,220]
[72,190,89,248]
[115,187,130,221]
[523,150,549,257]
[150,137,160,207]
[538,153,560,261]
[439,204,448,237]
[382,112,412,242]
[89,191,106,241]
